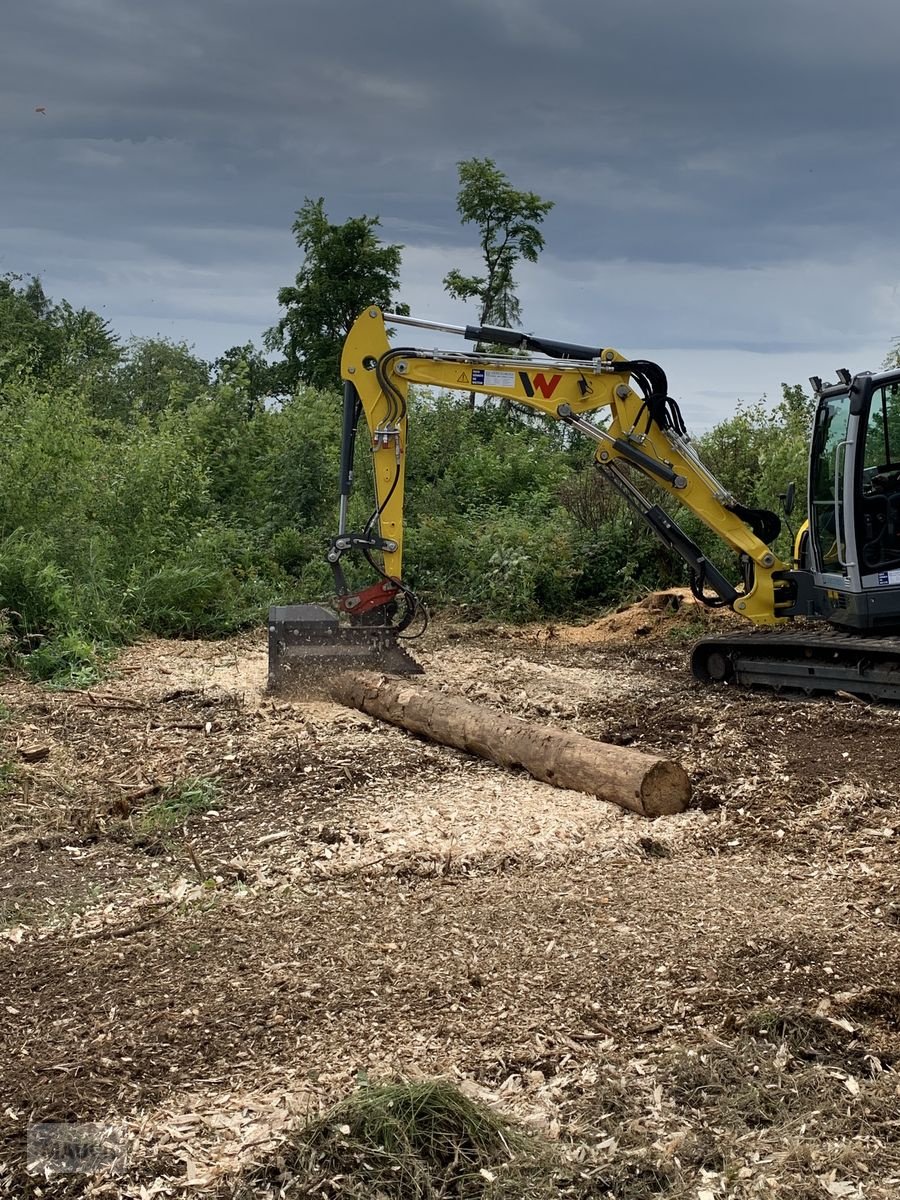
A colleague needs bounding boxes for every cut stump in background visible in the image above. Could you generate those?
[329,671,690,818]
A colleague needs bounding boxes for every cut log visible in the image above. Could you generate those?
[329,671,690,817]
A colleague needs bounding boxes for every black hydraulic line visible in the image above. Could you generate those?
[623,359,669,399]
[364,456,402,537]
[375,348,412,423]
[725,501,781,546]
[464,324,670,392]
[462,324,683,434]
[464,324,604,361]
[360,546,429,638]
[338,381,361,529]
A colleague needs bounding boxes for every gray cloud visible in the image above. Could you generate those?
[3,0,900,424]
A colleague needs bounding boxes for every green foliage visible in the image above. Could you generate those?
[105,336,210,421]
[0,274,121,391]
[0,359,266,653]
[7,260,894,674]
[214,342,279,415]
[696,385,813,519]
[267,198,407,392]
[133,529,271,637]
[139,776,220,831]
[682,383,814,571]
[0,758,17,795]
[444,158,553,330]
[23,634,107,688]
[0,531,80,640]
[406,507,577,620]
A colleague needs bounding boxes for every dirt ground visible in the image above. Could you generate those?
[3,594,900,1198]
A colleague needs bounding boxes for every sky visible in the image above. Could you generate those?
[4,0,900,430]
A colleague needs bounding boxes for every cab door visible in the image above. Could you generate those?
[808,388,861,591]
[855,377,900,587]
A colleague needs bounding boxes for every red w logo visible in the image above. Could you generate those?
[519,371,562,399]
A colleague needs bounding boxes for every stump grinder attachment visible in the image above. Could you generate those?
[266,364,425,692]
[267,603,422,692]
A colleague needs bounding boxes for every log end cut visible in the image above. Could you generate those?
[639,760,692,817]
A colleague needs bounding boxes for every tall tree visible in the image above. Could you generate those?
[443,159,553,330]
[266,198,406,393]
[214,342,278,417]
[443,159,553,407]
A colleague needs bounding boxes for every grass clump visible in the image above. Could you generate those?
[0,758,18,796]
[664,616,710,646]
[22,633,109,688]
[661,1009,900,1196]
[237,1079,555,1199]
[138,776,220,832]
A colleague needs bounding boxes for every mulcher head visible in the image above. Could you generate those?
[267,604,422,693]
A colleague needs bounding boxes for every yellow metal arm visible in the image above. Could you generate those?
[340,307,789,625]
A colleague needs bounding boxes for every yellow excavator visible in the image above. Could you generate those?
[268,307,900,700]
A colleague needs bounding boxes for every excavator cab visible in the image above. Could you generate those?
[693,366,900,698]
[806,369,900,630]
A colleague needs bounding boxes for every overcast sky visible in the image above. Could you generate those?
[4,0,900,428]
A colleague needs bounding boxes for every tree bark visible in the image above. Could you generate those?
[329,671,690,818]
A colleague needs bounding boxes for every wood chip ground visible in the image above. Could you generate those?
[3,601,900,1197]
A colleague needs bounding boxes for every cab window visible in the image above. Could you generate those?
[857,382,900,573]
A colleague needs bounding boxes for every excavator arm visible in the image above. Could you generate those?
[332,306,790,628]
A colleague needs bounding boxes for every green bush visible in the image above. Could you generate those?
[0,274,824,662]
[131,528,271,636]
[0,531,79,639]
[23,634,107,687]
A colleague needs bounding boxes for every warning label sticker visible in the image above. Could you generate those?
[472,369,515,388]
[877,569,900,585]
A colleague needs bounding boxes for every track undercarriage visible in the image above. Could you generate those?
[692,628,900,701]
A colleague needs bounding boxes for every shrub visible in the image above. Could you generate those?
[0,531,79,640]
[23,634,107,687]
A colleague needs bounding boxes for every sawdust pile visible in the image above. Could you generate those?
[522,588,737,647]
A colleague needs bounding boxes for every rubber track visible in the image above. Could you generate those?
[691,628,900,701]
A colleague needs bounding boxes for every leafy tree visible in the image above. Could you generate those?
[443,159,553,331]
[266,198,407,393]
[0,276,62,384]
[0,274,120,390]
[443,158,553,408]
[214,342,277,417]
[696,384,813,518]
[111,337,210,421]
